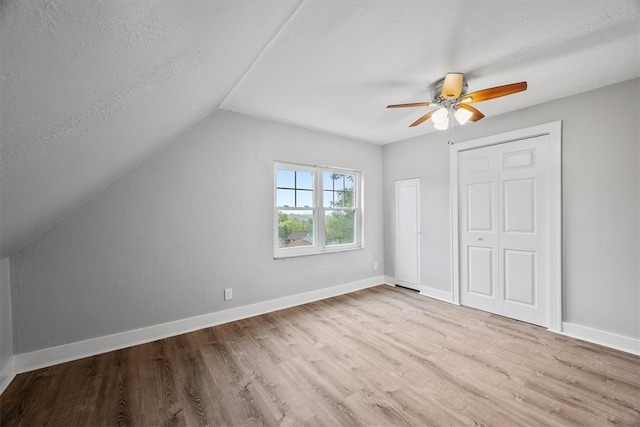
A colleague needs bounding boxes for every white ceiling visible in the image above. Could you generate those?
[222,0,640,144]
[1,0,639,258]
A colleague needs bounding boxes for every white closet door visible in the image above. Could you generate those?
[395,179,420,290]
[459,136,549,327]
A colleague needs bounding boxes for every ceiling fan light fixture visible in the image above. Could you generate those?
[455,107,473,125]
[432,107,448,124]
[433,119,449,130]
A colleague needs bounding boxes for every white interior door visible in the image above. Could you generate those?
[395,178,420,290]
[459,136,549,327]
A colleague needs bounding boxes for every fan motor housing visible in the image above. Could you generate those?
[431,76,468,103]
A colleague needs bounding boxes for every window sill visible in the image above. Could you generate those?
[273,245,364,259]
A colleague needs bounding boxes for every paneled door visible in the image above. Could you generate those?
[395,178,420,291]
[459,136,549,326]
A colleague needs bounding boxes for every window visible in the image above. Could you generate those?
[275,162,362,258]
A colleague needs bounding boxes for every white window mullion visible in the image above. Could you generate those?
[317,171,326,249]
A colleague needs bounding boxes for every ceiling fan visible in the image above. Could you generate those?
[387,73,527,129]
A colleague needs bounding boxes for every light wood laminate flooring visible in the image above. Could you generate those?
[2,285,639,426]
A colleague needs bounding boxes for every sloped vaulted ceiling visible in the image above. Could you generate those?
[1,0,639,259]
[0,0,301,258]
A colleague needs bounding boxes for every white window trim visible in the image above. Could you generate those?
[274,161,363,259]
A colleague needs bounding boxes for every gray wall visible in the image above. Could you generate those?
[0,258,12,370]
[383,138,451,292]
[383,78,640,339]
[7,79,639,355]
[10,110,384,353]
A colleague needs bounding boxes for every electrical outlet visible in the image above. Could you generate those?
[224,288,233,301]
[373,261,379,271]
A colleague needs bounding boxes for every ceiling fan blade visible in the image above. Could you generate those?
[409,110,437,127]
[458,104,485,122]
[461,82,527,103]
[386,102,433,108]
[442,73,464,98]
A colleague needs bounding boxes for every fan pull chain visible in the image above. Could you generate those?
[448,108,455,145]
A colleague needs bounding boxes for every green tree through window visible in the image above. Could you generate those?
[324,173,355,245]
[278,211,313,247]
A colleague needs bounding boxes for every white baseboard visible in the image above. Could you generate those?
[560,322,640,356]
[419,285,455,304]
[383,275,395,286]
[15,276,385,374]
[0,356,16,395]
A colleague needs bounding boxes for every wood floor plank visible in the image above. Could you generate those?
[2,285,639,426]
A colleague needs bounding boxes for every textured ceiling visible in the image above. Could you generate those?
[0,0,301,258]
[1,0,639,259]
[221,0,640,144]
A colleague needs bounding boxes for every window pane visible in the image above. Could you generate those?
[278,210,314,248]
[335,173,346,190]
[277,189,295,207]
[341,189,354,208]
[323,173,355,209]
[325,210,355,245]
[296,189,313,207]
[323,171,334,190]
[277,169,295,188]
[323,190,334,208]
[296,171,313,190]
[324,172,349,190]
[325,189,354,208]
[344,174,354,190]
